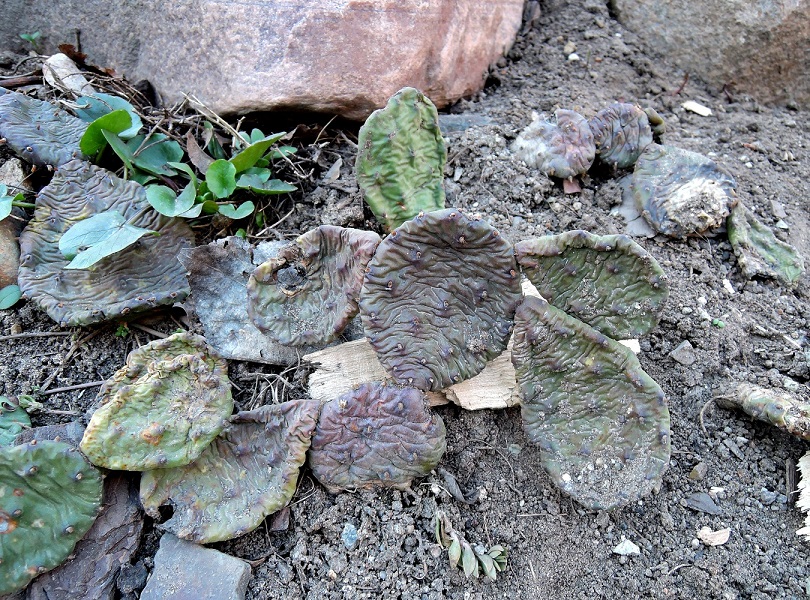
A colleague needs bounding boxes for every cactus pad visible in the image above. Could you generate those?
[140,400,319,543]
[515,231,668,339]
[0,91,88,168]
[512,295,670,510]
[247,226,381,346]
[360,208,522,391]
[0,398,30,448]
[80,332,233,471]
[631,144,736,238]
[715,383,810,440]
[308,382,446,493]
[17,160,194,326]
[727,202,805,286]
[356,87,446,230]
[0,440,103,595]
[511,109,595,179]
[588,103,653,169]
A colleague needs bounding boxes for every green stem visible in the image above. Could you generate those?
[12,200,35,208]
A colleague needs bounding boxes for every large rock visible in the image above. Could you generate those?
[0,0,523,119]
[611,0,810,107]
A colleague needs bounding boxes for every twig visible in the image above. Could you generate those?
[129,323,169,339]
[41,380,104,395]
[0,75,42,89]
[667,563,692,576]
[698,397,715,435]
[671,73,689,96]
[185,93,243,142]
[0,331,72,341]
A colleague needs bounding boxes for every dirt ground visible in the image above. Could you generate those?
[2,0,810,598]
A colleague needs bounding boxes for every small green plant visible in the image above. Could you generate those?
[18,31,42,54]
[114,323,130,338]
[0,184,34,223]
[435,511,507,581]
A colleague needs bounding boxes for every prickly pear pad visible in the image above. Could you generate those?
[80,333,233,471]
[17,160,194,327]
[0,91,88,168]
[0,440,103,596]
[515,230,668,339]
[247,226,381,346]
[512,295,670,510]
[360,208,522,391]
[140,399,319,543]
[356,87,446,230]
[308,382,446,493]
[588,103,653,169]
[511,109,595,179]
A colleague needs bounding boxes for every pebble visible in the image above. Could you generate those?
[723,438,745,460]
[612,537,640,556]
[783,377,801,392]
[341,522,359,550]
[689,462,708,481]
[685,492,723,515]
[669,340,697,366]
[760,488,778,505]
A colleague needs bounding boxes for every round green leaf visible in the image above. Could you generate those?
[217,201,254,220]
[79,109,133,156]
[59,210,157,270]
[74,93,143,138]
[206,159,237,199]
[0,285,22,310]
[0,196,11,222]
[127,134,184,177]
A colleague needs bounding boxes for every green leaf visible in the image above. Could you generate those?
[235,228,247,239]
[461,543,478,578]
[74,93,143,138]
[0,285,22,310]
[60,211,156,270]
[447,537,462,568]
[167,161,198,187]
[237,174,296,195]
[130,170,156,185]
[80,110,133,156]
[269,145,297,159]
[127,134,184,177]
[229,132,286,173]
[0,195,11,222]
[204,122,226,160]
[201,200,220,215]
[206,159,237,199]
[217,201,254,220]
[146,184,197,217]
[102,129,134,171]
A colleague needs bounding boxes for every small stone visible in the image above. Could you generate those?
[140,534,251,600]
[685,492,723,515]
[697,526,731,546]
[760,488,778,505]
[680,306,693,315]
[341,522,359,550]
[118,561,149,595]
[567,52,581,62]
[612,537,640,556]
[669,340,697,365]
[563,41,577,53]
[783,377,801,392]
[770,200,788,219]
[689,462,708,481]
[723,438,745,460]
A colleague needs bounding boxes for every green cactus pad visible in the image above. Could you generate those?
[715,383,810,440]
[0,440,103,595]
[588,103,653,169]
[356,87,447,230]
[140,399,319,543]
[80,332,233,471]
[17,160,194,327]
[360,208,522,391]
[0,398,30,448]
[309,381,446,493]
[727,202,805,286]
[512,295,670,510]
[511,109,595,179]
[247,226,381,346]
[631,143,736,238]
[515,230,669,339]
[0,91,88,168]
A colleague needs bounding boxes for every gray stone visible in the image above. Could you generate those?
[140,534,251,600]
[669,340,697,366]
[0,0,523,120]
[611,0,810,107]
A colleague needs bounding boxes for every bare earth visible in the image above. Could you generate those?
[1,1,809,598]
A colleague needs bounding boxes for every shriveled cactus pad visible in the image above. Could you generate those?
[588,103,653,169]
[0,440,103,595]
[515,230,668,339]
[308,382,446,492]
[511,109,595,179]
[80,332,233,471]
[727,202,805,286]
[247,226,381,346]
[0,91,88,168]
[356,87,446,230]
[512,296,670,510]
[18,160,194,326]
[140,400,319,543]
[715,383,810,440]
[631,143,736,238]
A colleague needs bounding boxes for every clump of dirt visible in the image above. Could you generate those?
[2,0,809,598]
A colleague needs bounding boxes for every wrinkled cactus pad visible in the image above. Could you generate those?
[588,103,653,169]
[247,226,381,346]
[140,400,319,543]
[17,160,194,326]
[631,144,736,238]
[360,208,522,391]
[0,440,103,595]
[308,381,446,493]
[727,202,805,286]
[511,109,595,179]
[715,383,810,440]
[0,397,30,448]
[512,295,670,510]
[515,230,668,339]
[356,87,447,230]
[0,91,88,168]
[80,332,233,471]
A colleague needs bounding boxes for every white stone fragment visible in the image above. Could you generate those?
[612,537,640,556]
[682,101,713,117]
[697,526,731,546]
